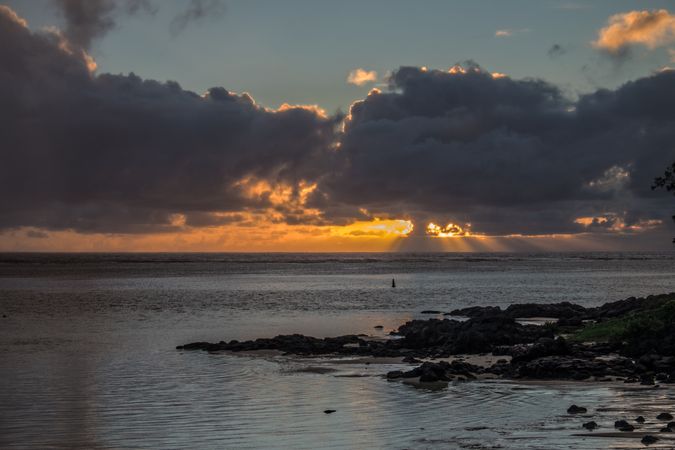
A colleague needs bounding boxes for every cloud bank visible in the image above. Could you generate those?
[0,6,674,245]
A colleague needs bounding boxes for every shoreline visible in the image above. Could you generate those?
[178,292,675,446]
[179,292,675,386]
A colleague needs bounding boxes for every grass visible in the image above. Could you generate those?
[572,300,675,343]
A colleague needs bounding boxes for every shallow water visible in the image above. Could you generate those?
[2,252,675,449]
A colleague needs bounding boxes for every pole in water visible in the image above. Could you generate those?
[392,278,396,288]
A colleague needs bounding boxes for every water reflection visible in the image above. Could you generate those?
[2,253,675,448]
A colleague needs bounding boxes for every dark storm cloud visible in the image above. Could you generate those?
[0,7,338,233]
[1,5,674,238]
[312,65,675,235]
[170,0,225,36]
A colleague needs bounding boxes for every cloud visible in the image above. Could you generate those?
[169,0,225,36]
[547,43,566,58]
[1,6,674,243]
[495,29,529,38]
[51,0,155,49]
[313,63,675,237]
[51,0,225,46]
[593,9,675,55]
[0,6,338,233]
[347,68,378,86]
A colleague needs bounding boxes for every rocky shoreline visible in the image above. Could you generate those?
[178,293,675,385]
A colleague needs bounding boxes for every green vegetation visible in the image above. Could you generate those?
[573,300,675,343]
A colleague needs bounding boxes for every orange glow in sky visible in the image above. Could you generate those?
[426,222,472,237]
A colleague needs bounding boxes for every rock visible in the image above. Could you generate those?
[448,306,503,317]
[373,325,384,329]
[641,375,655,386]
[582,421,597,430]
[392,361,481,382]
[641,435,658,445]
[668,421,675,429]
[178,334,376,356]
[324,409,336,414]
[515,356,631,380]
[176,342,211,350]
[660,427,672,432]
[511,337,570,363]
[558,317,583,327]
[397,315,552,355]
[567,405,588,414]
[657,412,674,421]
[386,370,404,379]
[402,355,422,364]
[636,416,646,423]
[505,302,586,319]
[615,420,634,431]
[420,310,442,314]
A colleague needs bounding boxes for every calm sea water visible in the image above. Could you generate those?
[2,252,675,449]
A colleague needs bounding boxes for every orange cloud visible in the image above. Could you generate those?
[574,214,662,232]
[593,9,675,54]
[426,222,472,238]
[0,4,27,27]
[347,68,378,86]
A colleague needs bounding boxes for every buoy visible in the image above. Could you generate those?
[392,278,396,288]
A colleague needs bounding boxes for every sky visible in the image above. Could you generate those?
[1,0,675,252]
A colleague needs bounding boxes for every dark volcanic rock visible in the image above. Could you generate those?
[178,293,675,385]
[387,361,482,382]
[567,405,587,414]
[511,337,570,363]
[514,355,635,380]
[178,334,371,356]
[615,420,634,431]
[636,416,646,423]
[451,302,587,320]
[324,409,336,414]
[402,355,422,364]
[642,435,658,445]
[505,302,586,319]
[586,294,673,320]
[386,370,404,379]
[397,316,552,355]
[420,310,442,314]
[448,306,503,317]
[657,412,674,421]
[582,421,597,430]
[557,317,584,327]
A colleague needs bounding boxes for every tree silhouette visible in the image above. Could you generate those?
[653,162,675,243]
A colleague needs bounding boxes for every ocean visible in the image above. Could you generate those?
[2,252,675,449]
